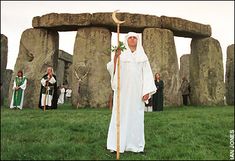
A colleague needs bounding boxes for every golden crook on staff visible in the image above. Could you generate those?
[112,10,125,160]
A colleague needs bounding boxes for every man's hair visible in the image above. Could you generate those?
[17,70,23,75]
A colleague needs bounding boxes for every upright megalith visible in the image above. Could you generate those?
[56,50,72,86]
[8,28,59,108]
[225,44,234,105]
[1,34,8,74]
[1,34,8,105]
[179,54,190,81]
[72,27,111,108]
[190,37,225,105]
[4,69,13,98]
[143,28,181,106]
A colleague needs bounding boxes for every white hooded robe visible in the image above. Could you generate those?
[107,32,156,153]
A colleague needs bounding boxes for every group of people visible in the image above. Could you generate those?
[7,31,191,155]
[145,73,191,112]
[57,85,72,105]
[9,67,72,110]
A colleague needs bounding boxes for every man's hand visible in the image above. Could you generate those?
[142,93,149,101]
[114,48,121,59]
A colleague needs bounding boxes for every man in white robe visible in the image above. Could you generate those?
[58,86,65,104]
[107,32,157,153]
[10,70,27,110]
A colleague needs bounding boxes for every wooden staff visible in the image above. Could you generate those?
[112,10,125,160]
[43,80,49,111]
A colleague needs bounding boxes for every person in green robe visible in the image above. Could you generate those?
[152,73,164,111]
[10,70,27,110]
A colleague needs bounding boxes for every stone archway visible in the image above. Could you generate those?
[10,12,226,108]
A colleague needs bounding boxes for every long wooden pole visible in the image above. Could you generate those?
[112,10,125,160]
[116,23,120,160]
[43,82,48,111]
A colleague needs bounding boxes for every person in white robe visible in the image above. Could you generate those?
[10,70,27,110]
[106,32,157,153]
[58,86,65,104]
[65,88,72,102]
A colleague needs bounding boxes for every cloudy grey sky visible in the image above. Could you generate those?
[1,1,234,73]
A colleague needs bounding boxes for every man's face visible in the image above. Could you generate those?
[127,36,137,48]
[17,72,22,77]
[47,68,52,75]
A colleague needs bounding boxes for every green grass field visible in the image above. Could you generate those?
[1,103,234,160]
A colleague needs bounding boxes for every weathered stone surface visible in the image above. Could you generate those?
[161,16,211,38]
[1,69,13,106]
[3,69,13,98]
[32,12,212,38]
[190,37,224,105]
[225,44,234,105]
[1,34,8,73]
[143,28,181,106]
[1,34,8,105]
[72,27,111,108]
[8,28,59,108]
[91,12,161,33]
[65,63,73,88]
[56,59,65,87]
[179,54,190,81]
[58,50,72,63]
[32,13,92,31]
[56,50,73,86]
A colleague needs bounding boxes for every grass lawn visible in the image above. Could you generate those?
[1,103,234,160]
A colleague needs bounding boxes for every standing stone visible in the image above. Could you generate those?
[56,50,73,86]
[179,54,190,81]
[66,64,73,88]
[8,28,59,108]
[56,59,65,87]
[4,69,13,98]
[1,34,8,76]
[1,34,8,106]
[225,44,234,105]
[143,28,181,106]
[190,37,225,105]
[72,27,111,108]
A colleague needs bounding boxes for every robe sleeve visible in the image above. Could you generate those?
[41,76,56,87]
[41,78,47,87]
[12,79,16,90]
[12,80,16,90]
[107,60,117,91]
[142,60,157,98]
[49,76,56,84]
[19,78,27,90]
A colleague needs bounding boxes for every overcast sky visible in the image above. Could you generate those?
[1,1,234,73]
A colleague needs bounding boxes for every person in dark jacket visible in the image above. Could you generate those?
[152,73,164,111]
[179,77,190,106]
